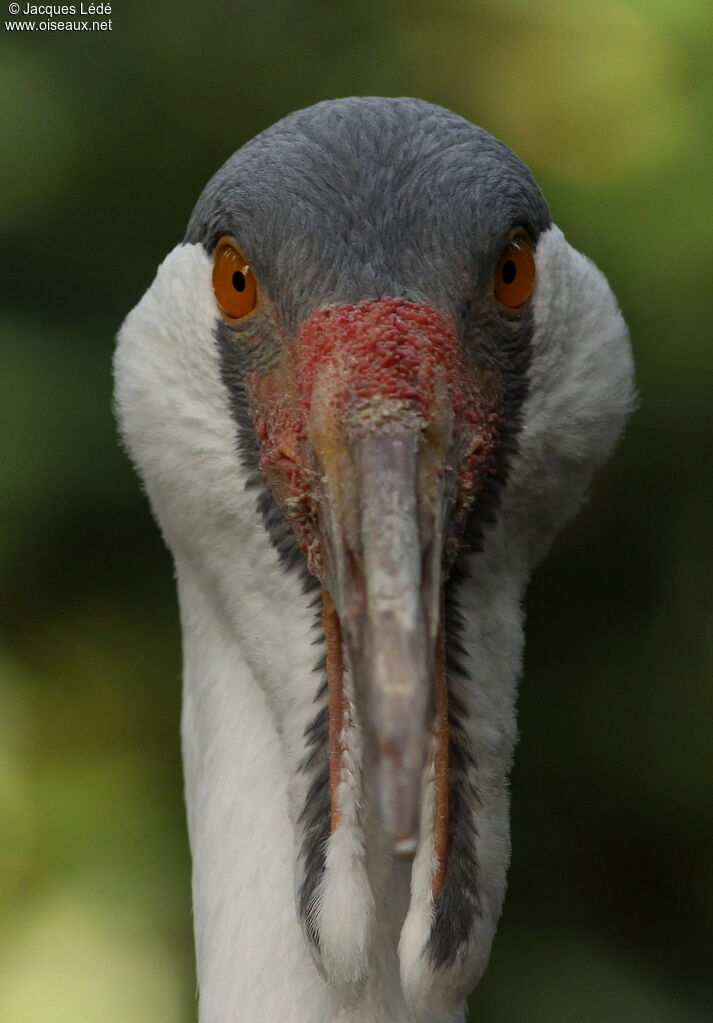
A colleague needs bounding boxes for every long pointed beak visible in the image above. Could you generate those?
[321,423,446,854]
[299,300,460,855]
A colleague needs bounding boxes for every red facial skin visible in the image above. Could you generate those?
[246,299,504,576]
[297,301,466,422]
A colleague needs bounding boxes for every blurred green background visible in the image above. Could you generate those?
[1,1,711,1019]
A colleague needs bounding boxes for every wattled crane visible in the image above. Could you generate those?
[114,97,634,1023]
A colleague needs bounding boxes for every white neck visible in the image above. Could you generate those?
[177,553,473,1023]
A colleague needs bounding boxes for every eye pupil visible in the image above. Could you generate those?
[232,271,246,292]
[502,260,517,284]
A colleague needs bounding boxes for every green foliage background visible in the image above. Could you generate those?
[1,1,711,1019]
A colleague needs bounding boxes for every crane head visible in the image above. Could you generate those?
[115,97,634,1016]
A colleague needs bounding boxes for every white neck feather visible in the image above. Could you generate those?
[176,546,474,1023]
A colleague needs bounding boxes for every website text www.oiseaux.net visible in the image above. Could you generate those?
[6,3,112,30]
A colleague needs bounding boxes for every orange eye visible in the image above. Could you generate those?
[212,236,258,321]
[493,234,536,309]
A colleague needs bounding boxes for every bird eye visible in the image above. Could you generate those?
[212,236,258,321]
[493,234,536,309]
